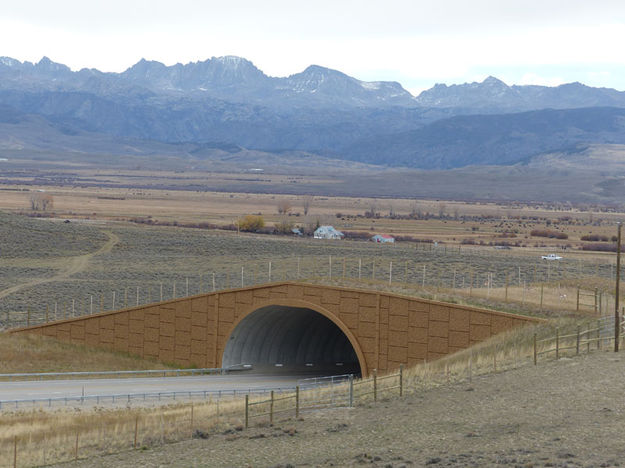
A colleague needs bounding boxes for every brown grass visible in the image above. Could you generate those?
[0,334,174,374]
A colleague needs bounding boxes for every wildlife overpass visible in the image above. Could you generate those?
[10,282,538,376]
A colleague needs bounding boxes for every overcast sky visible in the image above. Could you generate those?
[2,0,625,94]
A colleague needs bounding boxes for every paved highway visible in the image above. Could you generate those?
[0,373,312,402]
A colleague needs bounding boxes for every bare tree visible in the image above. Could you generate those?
[277,199,292,215]
[438,202,446,219]
[302,196,313,216]
[365,200,378,218]
[30,193,54,211]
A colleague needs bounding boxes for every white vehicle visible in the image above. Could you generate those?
[541,253,563,260]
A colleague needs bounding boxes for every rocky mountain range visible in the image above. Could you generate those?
[2,55,625,170]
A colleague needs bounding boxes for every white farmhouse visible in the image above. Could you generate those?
[313,226,344,240]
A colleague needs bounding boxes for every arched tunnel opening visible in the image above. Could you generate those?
[222,305,362,376]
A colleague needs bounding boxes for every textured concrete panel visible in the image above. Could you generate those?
[389,314,409,331]
[429,320,449,338]
[429,304,450,322]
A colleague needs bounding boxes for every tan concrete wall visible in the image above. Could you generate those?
[10,282,539,376]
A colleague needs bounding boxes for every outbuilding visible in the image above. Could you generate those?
[313,226,344,240]
[371,234,395,243]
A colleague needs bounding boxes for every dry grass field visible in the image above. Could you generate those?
[0,333,174,374]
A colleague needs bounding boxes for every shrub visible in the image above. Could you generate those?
[275,220,295,234]
[238,215,265,232]
[580,234,609,242]
[530,229,568,239]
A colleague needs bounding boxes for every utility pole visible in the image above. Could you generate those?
[615,222,622,352]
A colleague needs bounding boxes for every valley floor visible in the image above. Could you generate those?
[59,350,625,467]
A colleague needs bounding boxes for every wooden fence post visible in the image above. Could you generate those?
[245,395,249,429]
[295,386,300,418]
[597,319,601,350]
[373,369,377,402]
[389,261,393,285]
[533,334,537,365]
[134,415,138,448]
[74,430,79,461]
[349,375,354,407]
[270,390,274,425]
[576,286,580,311]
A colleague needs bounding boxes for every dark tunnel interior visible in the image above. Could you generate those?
[222,305,361,375]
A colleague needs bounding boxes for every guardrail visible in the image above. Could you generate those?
[0,364,252,381]
[0,384,292,411]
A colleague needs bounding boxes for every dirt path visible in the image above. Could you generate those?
[0,230,119,300]
[63,351,625,467]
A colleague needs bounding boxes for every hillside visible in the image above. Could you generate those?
[341,107,625,169]
[60,350,625,467]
